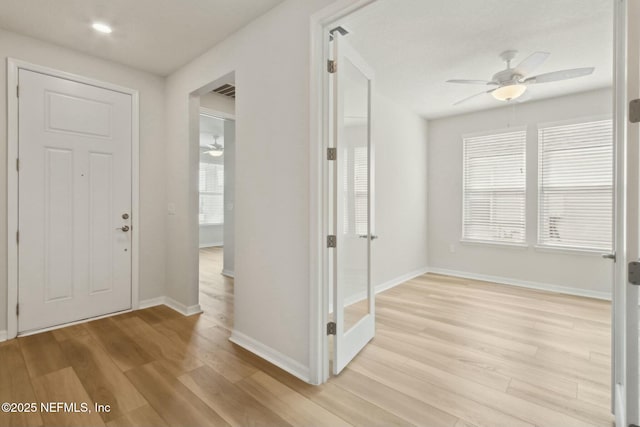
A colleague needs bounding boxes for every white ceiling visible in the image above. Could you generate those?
[0,0,284,76]
[340,0,613,119]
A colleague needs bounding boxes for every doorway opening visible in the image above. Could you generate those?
[316,0,620,425]
[192,72,236,332]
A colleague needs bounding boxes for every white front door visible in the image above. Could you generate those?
[18,69,133,333]
[331,33,376,375]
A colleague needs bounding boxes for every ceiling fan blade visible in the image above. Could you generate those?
[514,51,550,77]
[453,88,496,106]
[523,67,595,84]
[447,79,497,85]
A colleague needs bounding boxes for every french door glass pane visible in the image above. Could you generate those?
[339,56,370,333]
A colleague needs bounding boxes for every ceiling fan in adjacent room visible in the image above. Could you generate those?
[446,50,595,105]
[203,135,224,157]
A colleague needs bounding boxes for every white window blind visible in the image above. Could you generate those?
[343,146,368,235]
[199,162,224,225]
[463,129,526,243]
[538,119,613,251]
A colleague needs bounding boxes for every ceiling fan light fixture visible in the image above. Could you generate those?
[205,135,224,157]
[92,22,113,34]
[492,84,527,102]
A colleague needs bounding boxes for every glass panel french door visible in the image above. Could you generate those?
[331,33,376,375]
[614,1,640,425]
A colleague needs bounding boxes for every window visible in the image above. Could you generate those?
[199,161,224,225]
[462,129,526,244]
[538,119,613,251]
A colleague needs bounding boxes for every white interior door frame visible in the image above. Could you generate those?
[309,0,377,385]
[6,58,140,339]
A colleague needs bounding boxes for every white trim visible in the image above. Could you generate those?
[164,297,203,316]
[533,244,608,256]
[461,125,528,140]
[138,297,202,316]
[230,329,311,382]
[309,0,378,386]
[6,58,141,337]
[17,309,132,338]
[537,114,613,131]
[376,267,430,293]
[427,267,612,300]
[200,107,235,121]
[0,331,7,342]
[342,266,430,307]
[460,239,529,250]
[615,383,626,427]
[138,297,166,310]
[200,241,224,248]
[221,269,235,278]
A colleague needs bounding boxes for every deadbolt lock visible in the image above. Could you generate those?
[122,213,129,219]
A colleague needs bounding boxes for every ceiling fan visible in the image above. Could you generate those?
[446,50,595,105]
[203,135,223,157]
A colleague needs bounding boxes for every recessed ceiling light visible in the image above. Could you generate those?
[92,22,112,34]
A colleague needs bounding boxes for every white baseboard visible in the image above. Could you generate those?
[0,330,7,342]
[377,266,431,294]
[138,297,166,310]
[138,296,203,316]
[343,266,430,307]
[230,329,310,383]
[199,242,223,248]
[221,269,235,278]
[427,267,612,300]
[165,297,202,316]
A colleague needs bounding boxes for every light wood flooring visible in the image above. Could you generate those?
[0,246,613,427]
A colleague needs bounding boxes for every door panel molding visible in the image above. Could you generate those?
[6,58,140,339]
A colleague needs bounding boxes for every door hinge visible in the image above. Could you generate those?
[631,99,640,123]
[16,303,19,316]
[16,231,19,244]
[327,321,336,335]
[327,235,336,248]
[629,261,640,285]
[16,85,19,98]
[16,158,19,172]
[328,60,337,74]
[327,147,337,161]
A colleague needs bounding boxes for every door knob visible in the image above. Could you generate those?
[116,225,130,232]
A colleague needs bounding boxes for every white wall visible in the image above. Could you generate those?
[0,28,167,334]
[428,88,613,298]
[163,0,336,380]
[199,225,224,247]
[373,92,429,287]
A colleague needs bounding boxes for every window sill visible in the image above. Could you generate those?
[459,239,529,250]
[533,245,609,256]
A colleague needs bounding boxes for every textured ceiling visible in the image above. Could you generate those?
[0,0,285,76]
[340,0,613,119]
